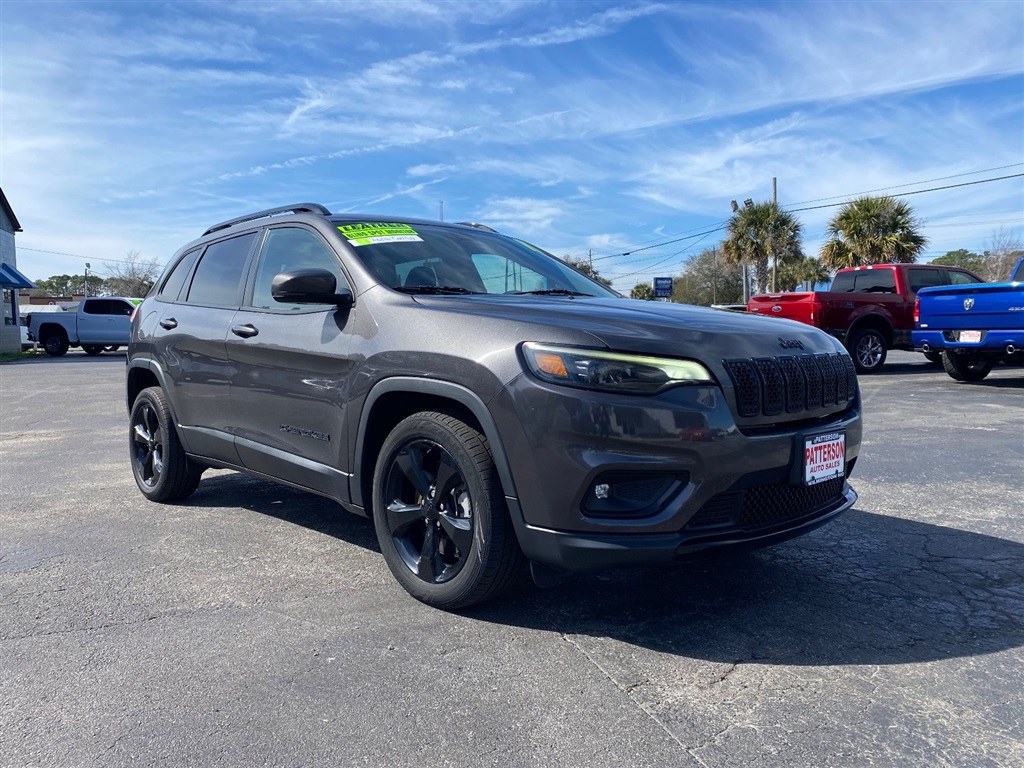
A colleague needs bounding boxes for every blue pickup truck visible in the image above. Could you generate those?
[913,257,1024,381]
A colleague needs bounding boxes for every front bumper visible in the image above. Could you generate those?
[508,484,857,572]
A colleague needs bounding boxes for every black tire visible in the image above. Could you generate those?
[942,351,995,382]
[129,386,202,502]
[42,330,69,357]
[372,411,522,609]
[923,351,943,365]
[82,344,103,356]
[848,329,887,374]
[104,345,120,352]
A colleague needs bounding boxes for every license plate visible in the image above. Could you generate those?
[959,330,982,343]
[804,432,845,486]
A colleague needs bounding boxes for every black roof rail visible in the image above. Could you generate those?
[203,203,332,236]
[455,221,499,233]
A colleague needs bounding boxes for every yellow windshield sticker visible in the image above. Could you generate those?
[338,222,423,246]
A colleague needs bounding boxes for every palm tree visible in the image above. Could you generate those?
[820,196,926,269]
[721,201,803,295]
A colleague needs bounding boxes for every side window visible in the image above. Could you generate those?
[907,268,944,293]
[829,273,855,293]
[250,228,346,311]
[854,270,896,293]
[112,300,135,316]
[185,233,257,307]
[82,299,112,315]
[948,270,980,286]
[159,249,201,302]
[472,253,548,293]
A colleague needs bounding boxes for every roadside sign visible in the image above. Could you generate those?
[653,277,673,298]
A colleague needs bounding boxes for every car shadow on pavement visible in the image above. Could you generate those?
[473,508,1024,668]
[181,473,1024,668]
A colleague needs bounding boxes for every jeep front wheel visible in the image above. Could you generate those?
[372,412,521,609]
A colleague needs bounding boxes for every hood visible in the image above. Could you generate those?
[413,295,843,360]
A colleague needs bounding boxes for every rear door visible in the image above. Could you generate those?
[225,225,357,499]
[151,231,258,463]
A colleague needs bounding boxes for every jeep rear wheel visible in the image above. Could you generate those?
[848,329,887,374]
[942,351,995,382]
[372,412,521,609]
[130,386,202,502]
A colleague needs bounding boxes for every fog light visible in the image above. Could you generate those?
[582,472,690,519]
[594,483,611,500]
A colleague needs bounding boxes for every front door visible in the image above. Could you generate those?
[225,226,357,500]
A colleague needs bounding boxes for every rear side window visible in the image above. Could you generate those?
[159,249,201,302]
[185,233,257,307]
[82,299,112,315]
[947,270,980,286]
[907,268,944,293]
[855,270,896,293]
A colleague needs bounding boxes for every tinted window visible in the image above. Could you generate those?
[250,228,346,311]
[829,273,855,293]
[907,268,944,293]
[82,299,112,315]
[159,248,201,302]
[185,233,257,307]
[854,270,896,293]
[948,270,981,286]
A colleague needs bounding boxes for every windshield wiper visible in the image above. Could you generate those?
[507,289,593,297]
[394,285,480,295]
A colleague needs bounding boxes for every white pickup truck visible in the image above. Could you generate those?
[27,297,142,356]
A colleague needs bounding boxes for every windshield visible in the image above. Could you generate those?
[335,221,618,298]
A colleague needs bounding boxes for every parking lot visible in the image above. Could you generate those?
[1,350,1022,768]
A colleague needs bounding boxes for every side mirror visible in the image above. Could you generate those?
[271,269,353,308]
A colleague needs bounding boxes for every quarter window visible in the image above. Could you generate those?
[185,233,257,307]
[159,249,201,302]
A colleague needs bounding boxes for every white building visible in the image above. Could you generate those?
[0,188,35,354]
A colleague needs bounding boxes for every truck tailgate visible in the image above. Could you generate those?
[918,284,1024,332]
[747,293,817,325]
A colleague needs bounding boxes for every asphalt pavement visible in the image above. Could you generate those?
[1,350,1022,768]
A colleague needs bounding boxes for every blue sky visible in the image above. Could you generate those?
[2,0,1022,293]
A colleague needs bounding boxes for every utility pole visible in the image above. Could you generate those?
[771,177,778,292]
[588,249,592,268]
[84,263,90,298]
[439,201,444,222]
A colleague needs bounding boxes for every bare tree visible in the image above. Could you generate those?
[104,250,161,298]
[981,228,1023,282]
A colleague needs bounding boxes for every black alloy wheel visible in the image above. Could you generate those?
[43,332,69,357]
[372,412,522,609]
[129,386,202,502]
[382,437,474,585]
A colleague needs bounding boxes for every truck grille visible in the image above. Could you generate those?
[724,353,857,419]
[684,476,847,533]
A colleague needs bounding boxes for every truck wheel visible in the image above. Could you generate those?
[923,351,943,365]
[42,331,69,357]
[129,386,203,502]
[942,351,995,382]
[82,345,103,356]
[848,329,887,374]
[372,411,522,610]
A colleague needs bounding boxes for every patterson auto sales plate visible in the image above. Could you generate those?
[959,330,983,343]
[804,432,845,486]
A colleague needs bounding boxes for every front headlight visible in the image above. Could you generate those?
[522,343,715,394]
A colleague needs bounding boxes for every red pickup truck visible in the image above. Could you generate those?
[747,264,983,373]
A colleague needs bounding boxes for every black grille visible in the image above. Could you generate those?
[685,477,846,533]
[724,353,856,419]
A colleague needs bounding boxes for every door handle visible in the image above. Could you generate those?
[159,318,178,330]
[231,324,259,338]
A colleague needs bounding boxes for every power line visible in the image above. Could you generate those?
[18,247,160,266]
[785,163,1024,206]
[788,173,1024,212]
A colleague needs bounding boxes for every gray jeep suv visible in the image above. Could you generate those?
[127,203,862,609]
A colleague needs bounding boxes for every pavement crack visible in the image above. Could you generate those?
[560,633,708,766]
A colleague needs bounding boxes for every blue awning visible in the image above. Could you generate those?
[0,262,36,289]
